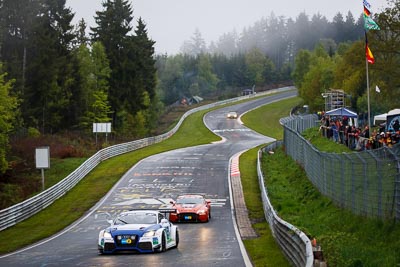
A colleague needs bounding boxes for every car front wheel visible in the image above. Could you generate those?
[156,232,167,253]
[174,230,179,248]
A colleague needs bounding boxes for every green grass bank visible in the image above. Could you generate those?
[241,99,400,266]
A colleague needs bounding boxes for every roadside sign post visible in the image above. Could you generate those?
[35,146,50,191]
[93,123,112,149]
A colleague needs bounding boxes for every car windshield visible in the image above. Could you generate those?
[115,212,157,225]
[176,197,204,205]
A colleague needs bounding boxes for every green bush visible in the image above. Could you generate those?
[27,127,40,138]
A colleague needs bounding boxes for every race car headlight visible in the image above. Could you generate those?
[143,230,156,237]
[103,231,112,238]
[197,209,206,215]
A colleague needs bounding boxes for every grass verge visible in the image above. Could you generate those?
[302,127,352,153]
[242,97,400,266]
[241,97,303,139]
[240,146,291,267]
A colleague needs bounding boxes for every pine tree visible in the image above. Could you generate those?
[180,28,207,56]
[91,1,159,133]
[91,0,133,129]
[134,18,156,101]
[0,0,40,97]
[24,0,76,132]
[74,18,89,47]
[132,17,158,129]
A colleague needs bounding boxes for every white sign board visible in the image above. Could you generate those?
[93,123,112,133]
[35,147,50,169]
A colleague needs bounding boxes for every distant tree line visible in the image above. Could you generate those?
[155,48,280,105]
[180,11,364,69]
[0,0,397,175]
[158,10,365,106]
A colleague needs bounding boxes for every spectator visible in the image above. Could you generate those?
[342,116,348,126]
[339,120,345,145]
[331,120,339,143]
[348,126,357,149]
[317,116,399,150]
[362,125,369,139]
[393,119,400,132]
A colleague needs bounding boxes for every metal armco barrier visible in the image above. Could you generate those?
[258,142,314,267]
[0,87,294,232]
[281,114,400,222]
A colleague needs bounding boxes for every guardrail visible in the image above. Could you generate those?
[258,142,314,267]
[0,87,294,232]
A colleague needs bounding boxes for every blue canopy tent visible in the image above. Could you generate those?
[325,107,357,118]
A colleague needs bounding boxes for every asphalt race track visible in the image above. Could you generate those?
[0,89,296,266]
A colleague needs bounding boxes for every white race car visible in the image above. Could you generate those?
[97,209,179,254]
[227,111,238,119]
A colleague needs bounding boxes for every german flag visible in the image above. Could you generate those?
[364,6,371,16]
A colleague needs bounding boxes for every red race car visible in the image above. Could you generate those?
[169,195,211,223]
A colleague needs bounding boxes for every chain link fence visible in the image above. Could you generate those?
[281,114,400,221]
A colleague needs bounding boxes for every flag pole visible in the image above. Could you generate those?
[366,57,371,137]
[362,0,380,138]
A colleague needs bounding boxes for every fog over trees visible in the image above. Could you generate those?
[0,0,399,174]
[180,11,364,66]
[157,10,365,106]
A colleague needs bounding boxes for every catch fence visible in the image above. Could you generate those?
[281,114,400,221]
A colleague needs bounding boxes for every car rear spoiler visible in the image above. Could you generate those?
[157,208,177,213]
[128,208,177,213]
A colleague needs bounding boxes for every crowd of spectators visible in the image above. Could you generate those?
[318,114,400,151]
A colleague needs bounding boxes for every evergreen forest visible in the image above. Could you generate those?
[1,0,400,176]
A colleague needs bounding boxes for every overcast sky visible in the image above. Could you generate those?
[66,0,389,55]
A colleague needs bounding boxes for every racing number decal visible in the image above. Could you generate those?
[165,228,171,241]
